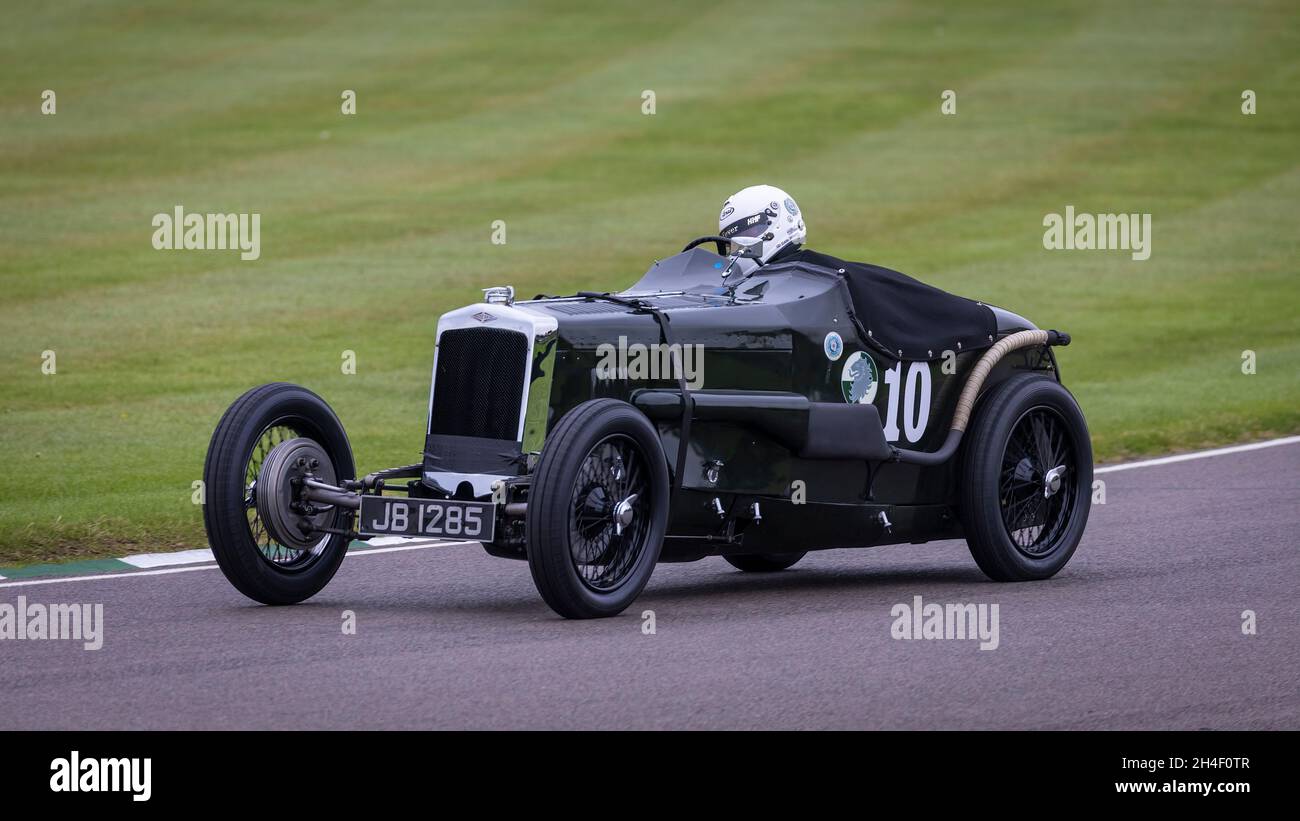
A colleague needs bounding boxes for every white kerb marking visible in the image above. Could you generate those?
[121,548,215,568]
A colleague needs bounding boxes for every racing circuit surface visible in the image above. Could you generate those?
[1,442,1296,730]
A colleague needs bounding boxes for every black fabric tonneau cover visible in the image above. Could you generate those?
[780,249,996,362]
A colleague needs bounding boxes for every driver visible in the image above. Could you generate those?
[718,184,806,266]
[717,186,1000,366]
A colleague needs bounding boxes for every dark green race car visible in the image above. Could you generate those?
[203,236,1092,619]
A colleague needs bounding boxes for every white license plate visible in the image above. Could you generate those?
[357,496,496,541]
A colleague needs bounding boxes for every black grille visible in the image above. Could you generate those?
[429,327,528,441]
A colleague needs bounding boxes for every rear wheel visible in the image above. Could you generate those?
[526,399,669,619]
[960,373,1092,581]
[203,383,355,604]
[724,552,806,572]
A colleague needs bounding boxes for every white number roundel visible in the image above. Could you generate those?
[880,361,932,444]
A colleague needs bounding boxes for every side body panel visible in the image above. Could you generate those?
[503,251,1056,555]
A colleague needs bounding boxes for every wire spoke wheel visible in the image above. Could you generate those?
[526,399,669,619]
[961,373,1093,582]
[998,406,1077,557]
[568,435,650,591]
[242,420,331,570]
[204,383,356,605]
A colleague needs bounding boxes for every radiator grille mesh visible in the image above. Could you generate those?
[429,327,528,441]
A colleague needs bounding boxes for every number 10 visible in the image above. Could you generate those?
[881,361,932,444]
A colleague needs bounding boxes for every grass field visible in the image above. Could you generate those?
[1,0,1297,565]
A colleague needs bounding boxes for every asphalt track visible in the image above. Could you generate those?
[1,442,1296,730]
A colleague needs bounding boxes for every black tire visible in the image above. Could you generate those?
[960,372,1092,581]
[724,552,806,572]
[526,399,670,619]
[203,383,355,604]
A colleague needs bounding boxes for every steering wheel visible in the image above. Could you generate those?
[681,235,731,255]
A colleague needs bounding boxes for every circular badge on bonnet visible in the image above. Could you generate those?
[823,331,843,361]
[840,351,879,404]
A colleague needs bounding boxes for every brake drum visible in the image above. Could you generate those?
[256,437,337,551]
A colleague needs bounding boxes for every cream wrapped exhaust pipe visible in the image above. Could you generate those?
[891,329,1070,466]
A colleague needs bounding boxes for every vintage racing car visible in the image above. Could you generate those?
[203,235,1093,618]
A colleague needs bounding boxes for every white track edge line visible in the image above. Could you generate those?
[346,540,475,556]
[0,540,474,589]
[0,564,219,588]
[1094,435,1300,474]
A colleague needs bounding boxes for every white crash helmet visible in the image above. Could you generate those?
[718,185,806,264]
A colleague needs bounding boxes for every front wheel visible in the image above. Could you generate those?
[203,383,355,604]
[960,372,1093,581]
[526,399,670,619]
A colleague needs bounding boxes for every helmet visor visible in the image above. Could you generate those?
[720,212,772,240]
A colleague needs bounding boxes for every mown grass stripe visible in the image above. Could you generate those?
[0,0,1295,564]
